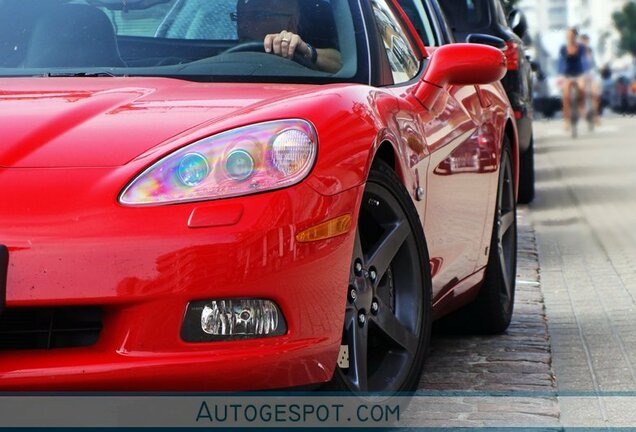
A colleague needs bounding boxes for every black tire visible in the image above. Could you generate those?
[517,136,535,204]
[327,159,432,393]
[470,143,517,333]
[436,142,517,335]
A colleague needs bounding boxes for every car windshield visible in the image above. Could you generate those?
[0,0,364,83]
[438,0,491,33]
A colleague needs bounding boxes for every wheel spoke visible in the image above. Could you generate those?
[352,229,363,261]
[350,230,364,285]
[498,164,506,210]
[365,221,410,283]
[496,152,514,299]
[372,298,418,353]
[498,245,512,299]
[344,310,369,392]
[498,210,515,242]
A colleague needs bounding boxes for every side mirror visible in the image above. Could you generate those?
[508,9,528,39]
[413,44,507,109]
[422,43,506,87]
[466,33,507,50]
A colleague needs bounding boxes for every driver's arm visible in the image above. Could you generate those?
[313,48,342,74]
[264,31,342,73]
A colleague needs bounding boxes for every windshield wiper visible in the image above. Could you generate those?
[42,71,121,77]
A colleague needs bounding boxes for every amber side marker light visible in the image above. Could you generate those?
[296,215,353,243]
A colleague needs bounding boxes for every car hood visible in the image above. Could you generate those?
[0,77,316,168]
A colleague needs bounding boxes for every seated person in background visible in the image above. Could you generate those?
[236,0,342,73]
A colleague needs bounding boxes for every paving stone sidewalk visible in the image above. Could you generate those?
[529,116,636,428]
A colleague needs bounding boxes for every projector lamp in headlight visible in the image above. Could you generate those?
[181,299,286,342]
[178,152,210,186]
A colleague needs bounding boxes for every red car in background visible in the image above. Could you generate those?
[0,0,518,393]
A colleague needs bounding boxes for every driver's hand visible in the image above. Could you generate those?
[264,30,310,60]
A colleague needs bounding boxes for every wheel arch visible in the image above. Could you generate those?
[373,140,397,172]
[368,138,411,187]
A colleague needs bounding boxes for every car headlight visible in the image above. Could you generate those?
[119,120,317,206]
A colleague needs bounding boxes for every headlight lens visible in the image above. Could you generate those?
[178,153,210,187]
[119,120,317,206]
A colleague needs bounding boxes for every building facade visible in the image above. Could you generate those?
[518,0,632,71]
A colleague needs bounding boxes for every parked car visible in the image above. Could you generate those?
[609,68,636,114]
[0,0,518,393]
[533,63,562,119]
[436,0,535,204]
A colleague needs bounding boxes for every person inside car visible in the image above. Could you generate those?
[236,0,342,73]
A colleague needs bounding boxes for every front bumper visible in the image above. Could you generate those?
[0,167,361,391]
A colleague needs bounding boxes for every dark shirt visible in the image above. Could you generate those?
[558,44,587,77]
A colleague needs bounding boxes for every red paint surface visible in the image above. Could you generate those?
[0,46,516,389]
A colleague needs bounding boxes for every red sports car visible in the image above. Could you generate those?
[0,0,518,393]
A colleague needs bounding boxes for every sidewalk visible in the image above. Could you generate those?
[531,115,636,427]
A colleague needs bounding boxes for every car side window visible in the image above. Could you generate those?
[370,0,420,84]
[396,0,439,47]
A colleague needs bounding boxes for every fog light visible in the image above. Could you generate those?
[181,299,286,342]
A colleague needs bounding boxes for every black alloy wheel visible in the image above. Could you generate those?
[467,141,517,334]
[329,160,431,393]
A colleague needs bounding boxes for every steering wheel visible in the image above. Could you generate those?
[223,41,266,55]
[222,41,314,69]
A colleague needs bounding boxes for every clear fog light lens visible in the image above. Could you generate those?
[181,299,286,342]
[201,299,279,336]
